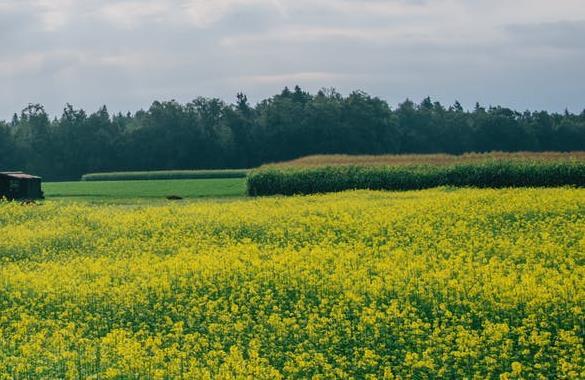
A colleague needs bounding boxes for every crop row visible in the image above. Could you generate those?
[247,160,585,196]
[266,151,585,168]
[81,169,249,181]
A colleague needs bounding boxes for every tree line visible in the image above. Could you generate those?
[1,86,584,181]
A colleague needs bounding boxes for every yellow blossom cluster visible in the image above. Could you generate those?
[0,188,583,378]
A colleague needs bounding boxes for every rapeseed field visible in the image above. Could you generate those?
[0,188,583,379]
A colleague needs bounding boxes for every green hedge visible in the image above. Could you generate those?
[82,169,249,181]
[247,161,585,196]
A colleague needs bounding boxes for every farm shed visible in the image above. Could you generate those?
[0,172,44,200]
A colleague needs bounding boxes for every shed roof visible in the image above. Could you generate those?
[0,172,41,179]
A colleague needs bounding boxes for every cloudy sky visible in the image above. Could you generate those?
[0,0,584,119]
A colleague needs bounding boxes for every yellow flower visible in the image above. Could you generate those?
[0,188,583,378]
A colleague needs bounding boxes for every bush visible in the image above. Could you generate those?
[247,160,585,196]
[82,169,249,181]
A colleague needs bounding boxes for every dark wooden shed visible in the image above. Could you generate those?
[0,172,44,200]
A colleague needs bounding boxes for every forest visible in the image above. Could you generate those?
[1,86,584,181]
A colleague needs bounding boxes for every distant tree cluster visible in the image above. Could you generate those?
[1,86,584,180]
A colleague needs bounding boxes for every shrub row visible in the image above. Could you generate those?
[247,160,585,196]
[81,169,249,181]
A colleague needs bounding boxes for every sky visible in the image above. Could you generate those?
[0,0,584,119]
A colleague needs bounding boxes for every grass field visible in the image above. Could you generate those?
[43,178,247,203]
[0,188,583,378]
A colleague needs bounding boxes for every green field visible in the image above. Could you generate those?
[81,169,249,181]
[43,178,247,203]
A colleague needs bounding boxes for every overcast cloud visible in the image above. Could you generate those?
[0,0,584,119]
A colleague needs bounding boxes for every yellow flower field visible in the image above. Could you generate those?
[0,188,584,379]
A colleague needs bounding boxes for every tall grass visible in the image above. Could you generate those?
[81,169,249,181]
[247,160,585,196]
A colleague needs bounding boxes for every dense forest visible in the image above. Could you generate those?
[1,86,584,181]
